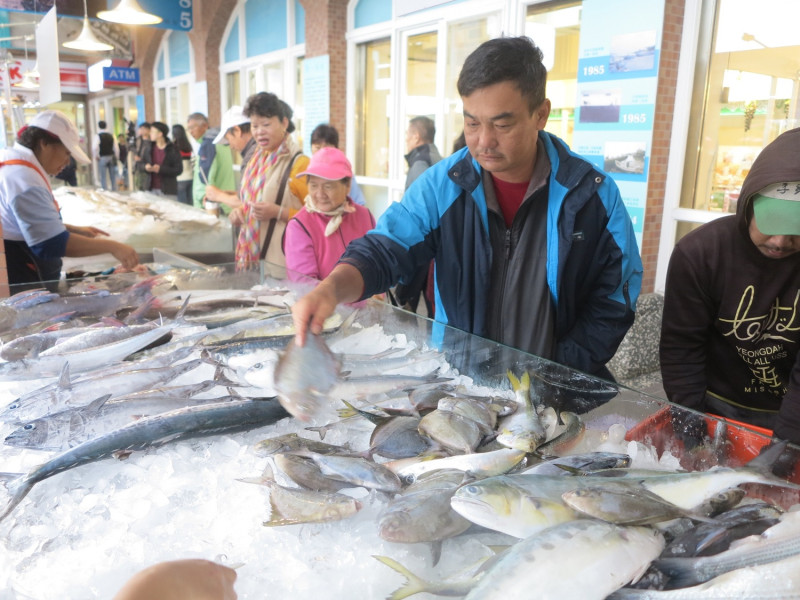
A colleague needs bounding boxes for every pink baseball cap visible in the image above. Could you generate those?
[297,146,353,180]
[27,110,91,164]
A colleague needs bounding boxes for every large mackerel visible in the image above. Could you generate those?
[0,399,289,523]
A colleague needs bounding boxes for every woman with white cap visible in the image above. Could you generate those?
[283,147,375,282]
[0,110,139,288]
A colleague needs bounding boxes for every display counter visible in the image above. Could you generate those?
[55,186,235,271]
[0,262,794,598]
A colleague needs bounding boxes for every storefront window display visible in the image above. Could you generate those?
[680,0,800,227]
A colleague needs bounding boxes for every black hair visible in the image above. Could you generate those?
[139,122,151,129]
[171,124,193,154]
[311,123,339,148]
[244,92,296,133]
[457,36,547,113]
[409,116,435,144]
[151,121,170,141]
[17,126,61,152]
[98,120,107,129]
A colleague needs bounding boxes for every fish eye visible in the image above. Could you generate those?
[465,485,478,493]
[9,403,18,410]
[252,363,263,370]
[23,423,35,430]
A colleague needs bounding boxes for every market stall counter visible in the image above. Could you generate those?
[0,262,798,599]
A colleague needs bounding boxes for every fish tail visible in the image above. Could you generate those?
[0,475,34,523]
[372,555,433,600]
[652,556,705,589]
[746,439,800,486]
[506,370,520,391]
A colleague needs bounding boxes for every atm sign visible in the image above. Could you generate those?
[102,67,140,88]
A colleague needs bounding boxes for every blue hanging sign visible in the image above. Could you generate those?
[103,66,140,87]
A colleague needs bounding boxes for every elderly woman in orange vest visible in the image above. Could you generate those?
[0,110,139,289]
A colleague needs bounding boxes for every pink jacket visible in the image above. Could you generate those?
[283,200,375,282]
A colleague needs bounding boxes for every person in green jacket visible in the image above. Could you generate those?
[186,112,236,215]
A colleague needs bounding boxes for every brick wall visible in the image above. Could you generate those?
[642,0,685,293]
[299,0,349,149]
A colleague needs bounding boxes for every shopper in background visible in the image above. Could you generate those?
[661,127,800,446]
[113,559,237,600]
[309,123,365,206]
[291,36,642,385]
[55,156,78,187]
[392,115,443,315]
[284,147,375,282]
[0,110,139,288]
[132,122,152,192]
[93,119,119,191]
[172,124,195,206]
[186,112,236,215]
[143,122,183,198]
[204,105,255,215]
[230,92,309,270]
[116,133,128,190]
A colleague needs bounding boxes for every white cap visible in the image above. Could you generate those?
[27,110,91,164]
[212,105,249,145]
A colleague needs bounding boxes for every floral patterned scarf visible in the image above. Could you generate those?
[235,139,287,270]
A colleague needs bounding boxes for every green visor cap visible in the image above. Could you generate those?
[752,182,800,236]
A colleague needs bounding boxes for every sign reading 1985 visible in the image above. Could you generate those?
[135,0,193,31]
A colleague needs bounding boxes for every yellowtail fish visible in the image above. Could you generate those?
[496,371,546,452]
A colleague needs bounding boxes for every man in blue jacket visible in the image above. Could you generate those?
[292,36,642,383]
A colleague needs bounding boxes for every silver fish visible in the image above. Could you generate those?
[272,454,352,493]
[389,448,526,484]
[1,358,204,423]
[463,520,664,600]
[239,464,361,527]
[653,509,800,588]
[520,451,632,476]
[496,371,546,452]
[418,409,483,454]
[0,399,289,523]
[252,432,357,458]
[271,333,342,422]
[300,452,402,493]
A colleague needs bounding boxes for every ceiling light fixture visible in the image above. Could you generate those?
[97,0,162,26]
[63,0,114,52]
[13,34,38,89]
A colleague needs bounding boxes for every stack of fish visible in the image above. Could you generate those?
[0,277,799,598]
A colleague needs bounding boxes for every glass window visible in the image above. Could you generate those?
[168,32,191,77]
[295,0,305,45]
[245,0,287,58]
[226,71,241,108]
[682,0,800,217]
[527,2,582,147]
[355,38,391,179]
[444,18,497,155]
[225,17,240,63]
[354,0,392,29]
[404,30,438,158]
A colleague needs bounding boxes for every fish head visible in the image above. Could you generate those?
[451,481,515,521]
[377,510,414,542]
[0,305,18,333]
[243,358,278,394]
[4,420,49,449]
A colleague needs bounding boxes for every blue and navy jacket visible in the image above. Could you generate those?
[341,131,643,377]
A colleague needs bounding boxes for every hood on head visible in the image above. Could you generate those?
[736,127,800,235]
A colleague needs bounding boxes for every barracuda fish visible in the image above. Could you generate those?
[0,317,125,361]
[378,470,471,545]
[462,520,664,600]
[609,553,800,599]
[652,509,800,589]
[388,448,526,484]
[450,477,578,538]
[496,371,546,452]
[1,358,205,423]
[5,387,243,452]
[238,464,361,527]
[272,333,342,422]
[0,399,289,523]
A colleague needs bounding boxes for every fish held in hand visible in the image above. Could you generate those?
[273,333,342,422]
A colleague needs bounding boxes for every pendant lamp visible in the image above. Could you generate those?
[13,35,39,89]
[97,0,162,26]
[63,0,114,52]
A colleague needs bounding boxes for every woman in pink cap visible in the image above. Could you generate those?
[283,147,375,282]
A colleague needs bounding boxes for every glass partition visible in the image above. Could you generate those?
[1,256,798,597]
